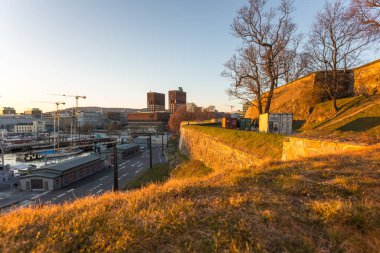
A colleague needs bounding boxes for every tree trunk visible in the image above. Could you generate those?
[264,81,275,113]
[333,96,339,112]
[257,100,263,115]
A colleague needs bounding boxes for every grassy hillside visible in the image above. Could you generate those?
[124,163,170,189]
[1,145,379,252]
[171,160,213,179]
[184,125,285,160]
[300,95,380,144]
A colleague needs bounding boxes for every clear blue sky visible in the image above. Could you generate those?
[0,0,376,113]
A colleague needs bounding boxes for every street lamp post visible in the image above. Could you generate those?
[0,129,5,167]
[113,142,119,191]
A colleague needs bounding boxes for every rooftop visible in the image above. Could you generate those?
[38,154,101,173]
[117,143,140,151]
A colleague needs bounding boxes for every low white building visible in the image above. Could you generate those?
[20,155,104,191]
[14,121,46,133]
[259,113,293,135]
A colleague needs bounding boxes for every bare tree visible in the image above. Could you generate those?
[279,51,310,83]
[223,0,301,114]
[349,0,380,32]
[168,105,214,135]
[306,0,378,111]
[222,46,267,115]
[204,105,216,112]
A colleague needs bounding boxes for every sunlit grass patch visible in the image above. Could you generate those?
[0,145,379,252]
[310,199,344,221]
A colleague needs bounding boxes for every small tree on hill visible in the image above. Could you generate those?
[306,0,378,112]
[222,0,302,115]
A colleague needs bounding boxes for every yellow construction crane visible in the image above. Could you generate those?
[34,101,65,149]
[49,94,86,146]
[224,104,235,113]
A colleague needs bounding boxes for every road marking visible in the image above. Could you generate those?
[67,189,75,193]
[137,163,142,167]
[123,173,128,176]
[30,190,51,200]
[20,200,31,207]
[57,193,66,198]
[52,198,57,201]
[96,189,104,194]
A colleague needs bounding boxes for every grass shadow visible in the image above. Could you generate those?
[337,117,380,132]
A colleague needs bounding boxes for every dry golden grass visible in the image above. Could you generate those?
[0,146,379,252]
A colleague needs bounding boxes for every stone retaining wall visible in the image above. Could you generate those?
[282,137,366,161]
[179,127,258,171]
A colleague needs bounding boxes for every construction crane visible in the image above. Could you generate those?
[33,101,65,149]
[224,104,235,113]
[49,94,86,147]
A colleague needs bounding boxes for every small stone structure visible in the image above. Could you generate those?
[282,137,366,161]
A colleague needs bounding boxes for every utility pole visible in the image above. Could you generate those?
[0,129,5,167]
[149,134,152,169]
[113,142,118,191]
[166,130,169,148]
[55,102,65,149]
[161,132,164,156]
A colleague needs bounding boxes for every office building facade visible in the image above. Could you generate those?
[168,87,186,114]
[147,92,165,112]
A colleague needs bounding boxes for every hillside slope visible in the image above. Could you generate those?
[1,146,379,252]
[245,59,380,122]
[299,94,380,144]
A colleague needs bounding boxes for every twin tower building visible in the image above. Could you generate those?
[147,87,186,114]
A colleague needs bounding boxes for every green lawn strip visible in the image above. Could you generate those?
[184,125,284,160]
[171,160,213,179]
[124,163,171,190]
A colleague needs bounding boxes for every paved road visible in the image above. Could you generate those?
[0,143,166,211]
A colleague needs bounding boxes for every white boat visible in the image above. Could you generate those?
[40,149,84,159]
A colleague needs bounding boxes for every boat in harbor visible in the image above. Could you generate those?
[37,148,84,159]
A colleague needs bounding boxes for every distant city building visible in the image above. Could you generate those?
[104,111,128,125]
[147,92,165,112]
[169,87,186,114]
[127,112,170,124]
[77,112,104,129]
[1,107,16,115]
[0,115,50,132]
[14,121,46,133]
[24,108,42,118]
